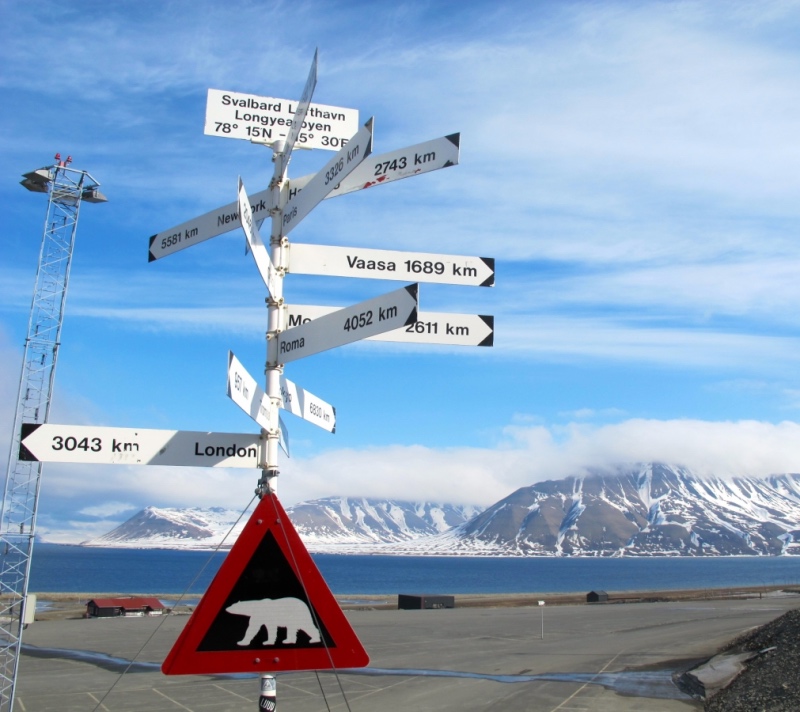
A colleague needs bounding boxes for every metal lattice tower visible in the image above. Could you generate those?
[0,156,106,711]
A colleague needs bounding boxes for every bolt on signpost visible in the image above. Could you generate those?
[145,49,495,708]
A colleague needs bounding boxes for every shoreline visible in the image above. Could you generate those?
[27,584,800,619]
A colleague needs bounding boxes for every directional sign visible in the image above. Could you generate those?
[302,132,461,200]
[18,423,262,468]
[278,417,290,457]
[288,243,495,287]
[272,284,418,365]
[278,49,318,175]
[285,305,494,347]
[147,134,460,262]
[228,352,336,433]
[281,118,373,236]
[279,375,336,433]
[148,187,273,262]
[204,89,358,150]
[237,178,280,298]
[227,352,279,433]
[162,493,369,675]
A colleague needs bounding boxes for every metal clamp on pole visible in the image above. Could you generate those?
[256,468,279,498]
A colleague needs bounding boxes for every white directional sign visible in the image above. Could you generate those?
[228,352,336,433]
[279,49,318,176]
[279,375,336,433]
[273,284,419,364]
[284,305,494,347]
[204,91,358,151]
[305,132,460,200]
[278,417,290,457]
[281,118,373,236]
[288,243,495,287]
[227,352,279,433]
[18,423,262,468]
[147,133,460,262]
[237,178,280,298]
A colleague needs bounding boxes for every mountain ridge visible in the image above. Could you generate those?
[81,464,800,556]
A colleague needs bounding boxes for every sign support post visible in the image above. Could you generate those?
[259,139,288,498]
[148,50,493,708]
[260,674,276,711]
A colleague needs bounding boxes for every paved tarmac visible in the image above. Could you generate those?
[13,593,800,711]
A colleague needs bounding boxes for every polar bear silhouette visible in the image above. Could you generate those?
[226,596,321,646]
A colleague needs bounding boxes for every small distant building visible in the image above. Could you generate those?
[398,594,455,610]
[586,590,609,604]
[86,597,166,618]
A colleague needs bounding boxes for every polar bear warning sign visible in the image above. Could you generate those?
[161,493,369,675]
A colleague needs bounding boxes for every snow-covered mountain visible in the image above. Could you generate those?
[82,464,800,556]
[82,498,482,551]
[289,497,482,549]
[394,463,800,557]
[82,506,252,550]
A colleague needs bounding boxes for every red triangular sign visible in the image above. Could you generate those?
[162,494,369,675]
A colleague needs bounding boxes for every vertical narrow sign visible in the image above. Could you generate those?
[237,178,280,299]
[278,49,318,175]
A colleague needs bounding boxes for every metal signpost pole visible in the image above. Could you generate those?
[539,600,545,640]
[259,673,276,710]
[259,138,287,499]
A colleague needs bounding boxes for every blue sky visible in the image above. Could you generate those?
[3,0,800,542]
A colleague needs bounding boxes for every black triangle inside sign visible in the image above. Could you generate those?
[162,494,369,675]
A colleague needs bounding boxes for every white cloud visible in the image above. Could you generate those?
[500,316,800,370]
[78,501,138,518]
[274,418,800,508]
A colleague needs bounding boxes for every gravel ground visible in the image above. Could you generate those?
[705,608,800,712]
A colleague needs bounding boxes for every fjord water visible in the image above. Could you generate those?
[28,544,800,595]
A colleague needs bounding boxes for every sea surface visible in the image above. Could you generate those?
[27,544,800,596]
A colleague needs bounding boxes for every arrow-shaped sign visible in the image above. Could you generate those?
[281,118,374,236]
[277,48,318,176]
[237,178,280,299]
[279,375,336,433]
[228,352,336,433]
[284,305,494,347]
[227,352,279,433]
[147,134,460,262]
[18,423,262,468]
[306,132,460,200]
[288,243,494,287]
[272,284,419,365]
[279,417,290,457]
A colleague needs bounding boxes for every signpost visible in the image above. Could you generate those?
[272,284,418,365]
[146,133,461,263]
[143,50,494,704]
[18,423,262,468]
[288,243,495,287]
[285,305,494,347]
